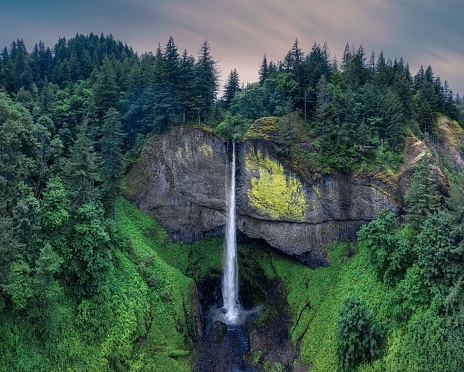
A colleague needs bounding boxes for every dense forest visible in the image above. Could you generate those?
[1,33,464,370]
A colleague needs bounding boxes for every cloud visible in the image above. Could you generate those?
[0,0,462,94]
[409,48,464,94]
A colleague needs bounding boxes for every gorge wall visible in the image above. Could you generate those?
[124,121,459,267]
[236,140,396,267]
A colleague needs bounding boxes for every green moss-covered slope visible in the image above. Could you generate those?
[0,199,203,371]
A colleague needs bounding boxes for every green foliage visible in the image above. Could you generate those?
[101,108,125,220]
[62,122,100,207]
[215,111,251,142]
[223,68,241,109]
[273,113,299,157]
[230,83,267,121]
[40,176,70,231]
[404,154,440,231]
[0,92,38,211]
[395,264,432,319]
[0,215,27,309]
[387,310,464,371]
[0,32,463,372]
[67,201,112,297]
[93,56,120,121]
[415,211,456,287]
[0,198,200,371]
[357,209,413,285]
[336,296,383,371]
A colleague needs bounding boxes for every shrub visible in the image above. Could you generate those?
[336,296,382,371]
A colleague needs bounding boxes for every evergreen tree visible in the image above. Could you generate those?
[379,88,405,150]
[1,47,14,92]
[336,296,382,371]
[100,108,125,221]
[273,112,298,158]
[258,54,268,85]
[56,58,72,87]
[93,56,119,121]
[0,215,24,309]
[358,209,413,284]
[414,211,462,295]
[178,49,195,122]
[62,122,100,207]
[342,44,368,88]
[404,154,440,231]
[283,38,304,74]
[223,69,240,109]
[314,75,332,152]
[68,201,112,297]
[301,42,332,114]
[230,83,267,120]
[414,93,435,136]
[0,92,38,213]
[163,36,180,86]
[12,39,29,92]
[193,39,218,124]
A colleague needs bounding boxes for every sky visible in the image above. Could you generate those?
[0,0,463,95]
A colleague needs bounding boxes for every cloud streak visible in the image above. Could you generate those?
[0,0,463,93]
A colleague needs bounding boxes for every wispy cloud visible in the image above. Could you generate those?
[0,0,462,93]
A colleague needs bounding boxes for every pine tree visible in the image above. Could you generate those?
[62,122,100,207]
[178,49,195,122]
[0,215,24,306]
[380,88,405,150]
[163,36,180,86]
[314,75,332,152]
[404,154,440,232]
[56,58,72,87]
[100,108,124,221]
[223,69,240,109]
[1,47,14,92]
[193,39,218,124]
[415,211,461,292]
[93,56,119,121]
[258,54,268,85]
[0,92,38,212]
[336,296,382,371]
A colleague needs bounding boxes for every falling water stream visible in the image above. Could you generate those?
[198,143,263,371]
[223,142,240,324]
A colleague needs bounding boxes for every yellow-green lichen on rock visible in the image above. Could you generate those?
[245,148,306,221]
[199,143,213,158]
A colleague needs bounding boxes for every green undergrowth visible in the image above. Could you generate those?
[118,199,223,283]
[0,199,213,371]
[0,197,407,371]
[238,242,389,371]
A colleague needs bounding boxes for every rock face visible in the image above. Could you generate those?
[125,125,461,267]
[124,126,228,241]
[237,141,396,267]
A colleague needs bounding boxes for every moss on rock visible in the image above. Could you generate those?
[245,148,306,221]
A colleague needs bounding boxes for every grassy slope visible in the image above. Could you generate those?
[0,199,198,371]
[237,242,388,371]
[0,198,396,371]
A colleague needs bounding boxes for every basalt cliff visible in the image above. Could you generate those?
[124,117,462,268]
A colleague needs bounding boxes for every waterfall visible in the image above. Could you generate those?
[223,142,239,324]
